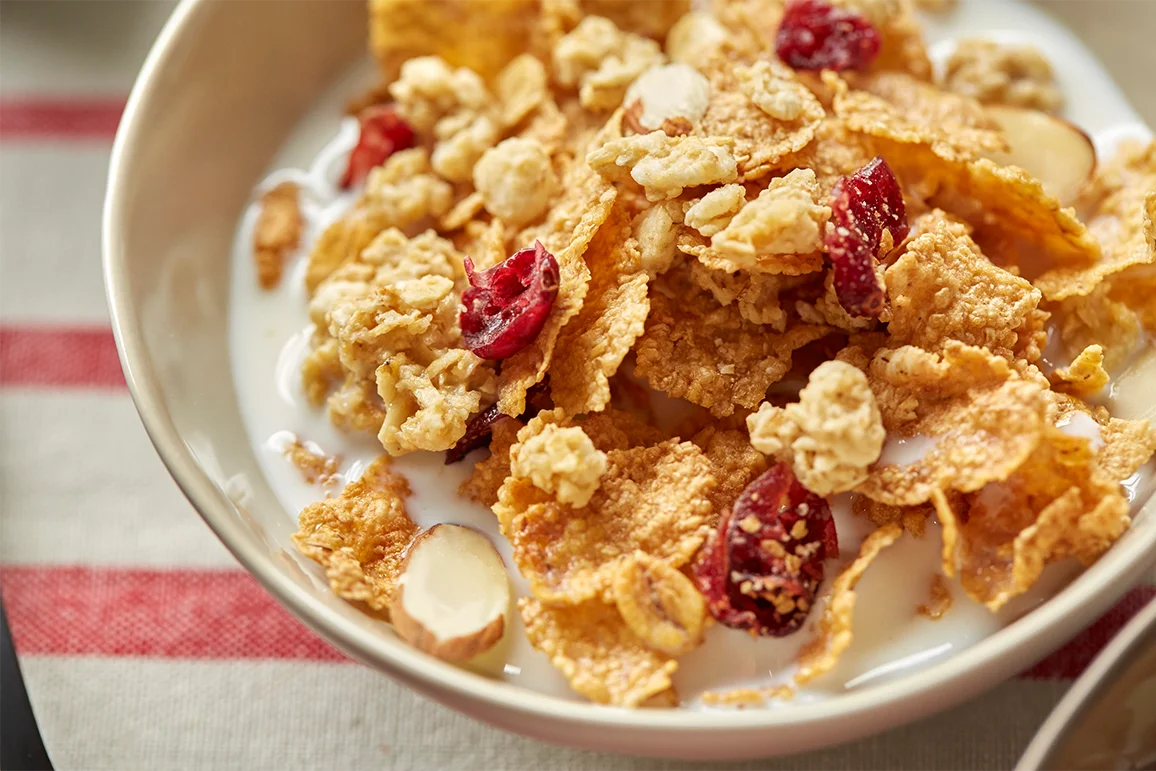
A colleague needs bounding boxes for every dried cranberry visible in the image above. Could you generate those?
[460,241,560,360]
[445,382,552,464]
[692,463,838,637]
[775,0,882,72]
[825,156,908,318]
[340,106,415,189]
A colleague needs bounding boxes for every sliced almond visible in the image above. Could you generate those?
[984,105,1096,205]
[392,524,510,662]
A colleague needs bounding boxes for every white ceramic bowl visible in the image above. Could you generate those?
[103,0,1156,760]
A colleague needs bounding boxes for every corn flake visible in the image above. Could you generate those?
[551,209,650,415]
[795,524,903,684]
[293,457,417,614]
[497,154,617,416]
[520,597,678,706]
[885,223,1047,363]
[459,417,523,507]
[495,412,714,604]
[253,181,303,290]
[1052,345,1109,396]
[635,262,832,416]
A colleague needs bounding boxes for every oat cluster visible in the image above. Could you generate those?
[248,0,1156,708]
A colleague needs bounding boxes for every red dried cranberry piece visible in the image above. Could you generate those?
[445,382,552,464]
[692,462,837,637]
[460,241,560,360]
[340,106,415,189]
[825,156,908,318]
[775,0,882,72]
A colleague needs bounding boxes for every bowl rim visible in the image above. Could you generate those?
[1015,596,1156,771]
[103,0,1156,737]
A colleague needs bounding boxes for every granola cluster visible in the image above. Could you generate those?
[252,0,1156,708]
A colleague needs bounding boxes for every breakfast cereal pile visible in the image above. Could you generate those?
[260,0,1156,707]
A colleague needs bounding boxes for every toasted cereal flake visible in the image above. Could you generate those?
[916,574,953,619]
[587,131,739,201]
[495,417,715,603]
[496,53,550,129]
[681,229,825,278]
[943,39,1063,112]
[710,169,831,270]
[520,597,678,706]
[368,0,538,82]
[795,271,879,333]
[459,417,522,507]
[684,184,747,238]
[253,182,303,290]
[1052,345,1109,396]
[1035,188,1155,301]
[633,202,683,278]
[284,437,341,488]
[473,138,559,227]
[852,496,928,537]
[748,360,885,495]
[550,210,650,414]
[306,149,453,292]
[857,342,1050,505]
[913,0,955,10]
[1094,416,1156,486]
[697,63,824,180]
[292,457,417,613]
[692,426,769,520]
[511,423,609,508]
[613,551,706,656]
[778,117,878,197]
[635,263,832,416]
[878,148,1101,268]
[687,260,798,330]
[496,153,617,416]
[831,71,1005,162]
[795,523,902,683]
[1053,286,1141,373]
[933,425,1132,610]
[439,192,486,232]
[553,16,666,112]
[302,338,344,407]
[885,223,1046,363]
[431,112,499,183]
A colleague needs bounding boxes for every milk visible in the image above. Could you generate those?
[228,1,1154,706]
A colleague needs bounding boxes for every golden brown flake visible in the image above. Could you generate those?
[1052,345,1110,396]
[520,597,678,706]
[253,182,303,290]
[916,574,953,620]
[284,437,341,488]
[795,524,903,683]
[635,262,833,417]
[495,416,715,604]
[700,684,796,707]
[885,223,1047,363]
[293,457,418,613]
[497,152,617,416]
[550,209,650,414]
[587,131,739,201]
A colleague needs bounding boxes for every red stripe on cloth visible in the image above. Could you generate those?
[0,326,125,388]
[0,566,347,661]
[1021,585,1154,679]
[0,98,124,139]
[0,564,1150,673]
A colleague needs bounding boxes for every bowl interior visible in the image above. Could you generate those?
[104,0,1156,759]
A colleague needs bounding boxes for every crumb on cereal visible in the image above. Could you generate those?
[943,38,1063,113]
[916,574,953,619]
[253,181,303,290]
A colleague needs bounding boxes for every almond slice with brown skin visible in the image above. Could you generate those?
[984,105,1096,205]
[393,524,510,662]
